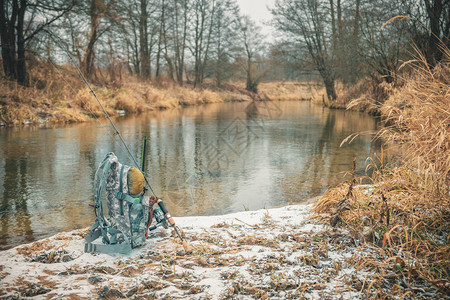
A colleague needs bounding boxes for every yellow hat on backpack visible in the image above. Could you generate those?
[127,167,146,195]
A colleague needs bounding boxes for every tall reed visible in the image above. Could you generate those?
[314,46,450,296]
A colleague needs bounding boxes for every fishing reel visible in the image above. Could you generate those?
[145,197,193,252]
[152,207,169,229]
[148,198,169,232]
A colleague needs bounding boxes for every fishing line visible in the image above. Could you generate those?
[44,37,137,169]
[46,58,132,160]
[46,31,158,198]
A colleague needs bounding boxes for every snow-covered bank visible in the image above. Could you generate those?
[0,204,440,299]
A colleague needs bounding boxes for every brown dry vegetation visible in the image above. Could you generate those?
[329,79,391,113]
[0,62,316,127]
[258,81,324,102]
[320,72,408,114]
[314,48,450,296]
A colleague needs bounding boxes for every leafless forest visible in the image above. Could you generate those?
[1,0,448,96]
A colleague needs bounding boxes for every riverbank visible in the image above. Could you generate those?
[0,200,446,299]
[314,53,450,297]
[0,66,322,127]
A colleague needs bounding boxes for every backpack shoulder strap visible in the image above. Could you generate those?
[115,191,138,205]
[117,164,126,214]
[93,152,118,220]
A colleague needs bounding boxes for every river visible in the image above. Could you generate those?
[0,101,382,250]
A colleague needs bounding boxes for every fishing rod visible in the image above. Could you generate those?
[49,33,192,252]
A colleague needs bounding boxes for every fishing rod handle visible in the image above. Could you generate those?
[155,198,193,252]
[156,199,168,214]
[156,199,175,226]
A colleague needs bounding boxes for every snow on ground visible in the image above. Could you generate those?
[0,204,373,299]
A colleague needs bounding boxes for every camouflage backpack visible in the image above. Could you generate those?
[84,152,151,254]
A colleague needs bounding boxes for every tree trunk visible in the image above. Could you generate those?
[0,0,18,79]
[184,63,190,82]
[0,0,27,84]
[161,0,173,81]
[155,0,165,80]
[0,3,11,77]
[199,0,215,85]
[337,0,343,41]
[83,30,97,77]
[139,0,150,79]
[83,0,100,78]
[246,78,258,93]
[425,0,443,65]
[173,0,187,85]
[329,0,337,53]
[353,0,360,37]
[155,35,161,79]
[148,29,155,77]
[134,35,140,75]
[193,0,206,88]
[179,0,188,85]
[164,53,174,80]
[16,0,26,85]
[321,69,336,101]
[245,57,258,93]
[346,0,360,84]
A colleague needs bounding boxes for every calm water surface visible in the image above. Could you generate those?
[0,101,382,249]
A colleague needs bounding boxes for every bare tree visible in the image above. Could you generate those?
[272,0,337,101]
[57,0,120,79]
[154,0,166,80]
[124,1,140,74]
[172,0,189,85]
[210,0,239,87]
[189,0,216,87]
[237,16,266,93]
[82,0,102,77]
[0,0,71,85]
[122,0,159,78]
[359,0,409,83]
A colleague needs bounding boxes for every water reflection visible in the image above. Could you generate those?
[0,101,381,249]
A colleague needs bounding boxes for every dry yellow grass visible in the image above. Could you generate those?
[258,81,323,101]
[0,63,313,126]
[314,47,450,295]
[330,76,399,113]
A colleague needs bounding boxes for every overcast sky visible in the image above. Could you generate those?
[237,0,276,36]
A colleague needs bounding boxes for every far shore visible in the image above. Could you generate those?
[0,79,324,127]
